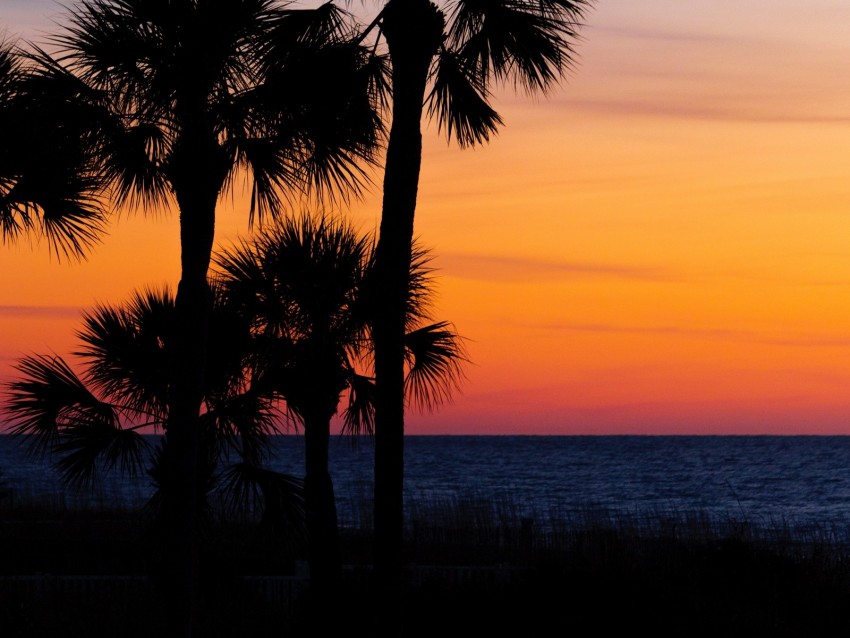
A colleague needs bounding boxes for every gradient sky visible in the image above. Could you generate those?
[3,1,850,434]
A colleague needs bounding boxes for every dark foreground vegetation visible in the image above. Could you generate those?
[2,493,850,637]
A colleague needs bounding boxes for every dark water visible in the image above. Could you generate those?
[4,435,850,532]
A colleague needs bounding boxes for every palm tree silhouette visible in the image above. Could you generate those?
[213,213,465,598]
[5,215,465,628]
[4,285,305,532]
[0,40,106,258]
[11,3,382,634]
[350,0,594,602]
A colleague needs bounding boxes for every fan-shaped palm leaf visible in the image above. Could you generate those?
[203,387,282,467]
[404,321,467,412]
[427,47,503,147]
[0,42,107,259]
[259,39,382,207]
[6,354,119,457]
[271,1,351,47]
[341,372,376,436]
[405,242,438,333]
[5,348,158,487]
[76,288,175,418]
[219,461,305,538]
[54,421,151,489]
[447,0,586,92]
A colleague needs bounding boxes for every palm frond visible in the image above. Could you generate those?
[4,354,117,457]
[363,51,392,117]
[105,122,172,212]
[54,421,151,489]
[75,288,174,419]
[260,37,382,205]
[341,373,376,436]
[218,461,264,519]
[217,212,373,342]
[57,0,160,90]
[271,1,353,48]
[404,321,468,413]
[213,238,264,288]
[0,40,17,95]
[0,186,107,261]
[405,241,438,331]
[0,47,109,260]
[204,388,283,467]
[427,47,503,148]
[219,461,306,537]
[236,133,301,224]
[204,282,258,396]
[447,0,591,93]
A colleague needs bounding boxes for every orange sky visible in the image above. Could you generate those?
[3,1,850,434]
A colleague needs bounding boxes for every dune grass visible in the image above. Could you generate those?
[2,491,850,636]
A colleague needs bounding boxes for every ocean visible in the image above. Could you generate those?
[3,435,850,533]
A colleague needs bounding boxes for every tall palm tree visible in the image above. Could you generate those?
[349,0,594,601]
[0,39,106,258]
[12,2,382,634]
[213,213,465,597]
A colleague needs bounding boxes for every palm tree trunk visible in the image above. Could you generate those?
[302,408,342,634]
[159,187,217,638]
[372,1,444,633]
[303,410,341,587]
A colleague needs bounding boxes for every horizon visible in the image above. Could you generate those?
[6,431,850,438]
[3,1,850,435]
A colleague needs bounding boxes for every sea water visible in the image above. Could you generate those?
[3,435,850,533]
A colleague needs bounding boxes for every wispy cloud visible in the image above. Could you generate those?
[0,305,81,319]
[589,24,746,46]
[434,253,674,283]
[561,97,850,125]
[543,322,850,348]
[2,1,64,40]
[561,11,850,126]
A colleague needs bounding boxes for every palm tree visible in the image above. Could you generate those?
[11,2,382,634]
[4,285,305,532]
[0,39,106,258]
[344,1,594,604]
[213,213,465,599]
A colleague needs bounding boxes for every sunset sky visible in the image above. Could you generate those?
[3,1,850,435]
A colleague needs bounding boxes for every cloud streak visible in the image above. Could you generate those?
[435,253,674,283]
[564,11,850,126]
[543,322,850,348]
[561,97,850,125]
[0,305,81,319]
[589,24,748,46]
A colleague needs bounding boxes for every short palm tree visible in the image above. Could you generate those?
[4,285,305,533]
[13,2,382,633]
[213,213,466,593]
[350,0,594,593]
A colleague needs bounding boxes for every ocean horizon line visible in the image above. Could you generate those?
[2,431,849,438]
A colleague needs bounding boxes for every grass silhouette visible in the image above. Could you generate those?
[1,491,850,637]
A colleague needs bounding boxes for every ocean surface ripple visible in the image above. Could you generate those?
[3,435,850,533]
